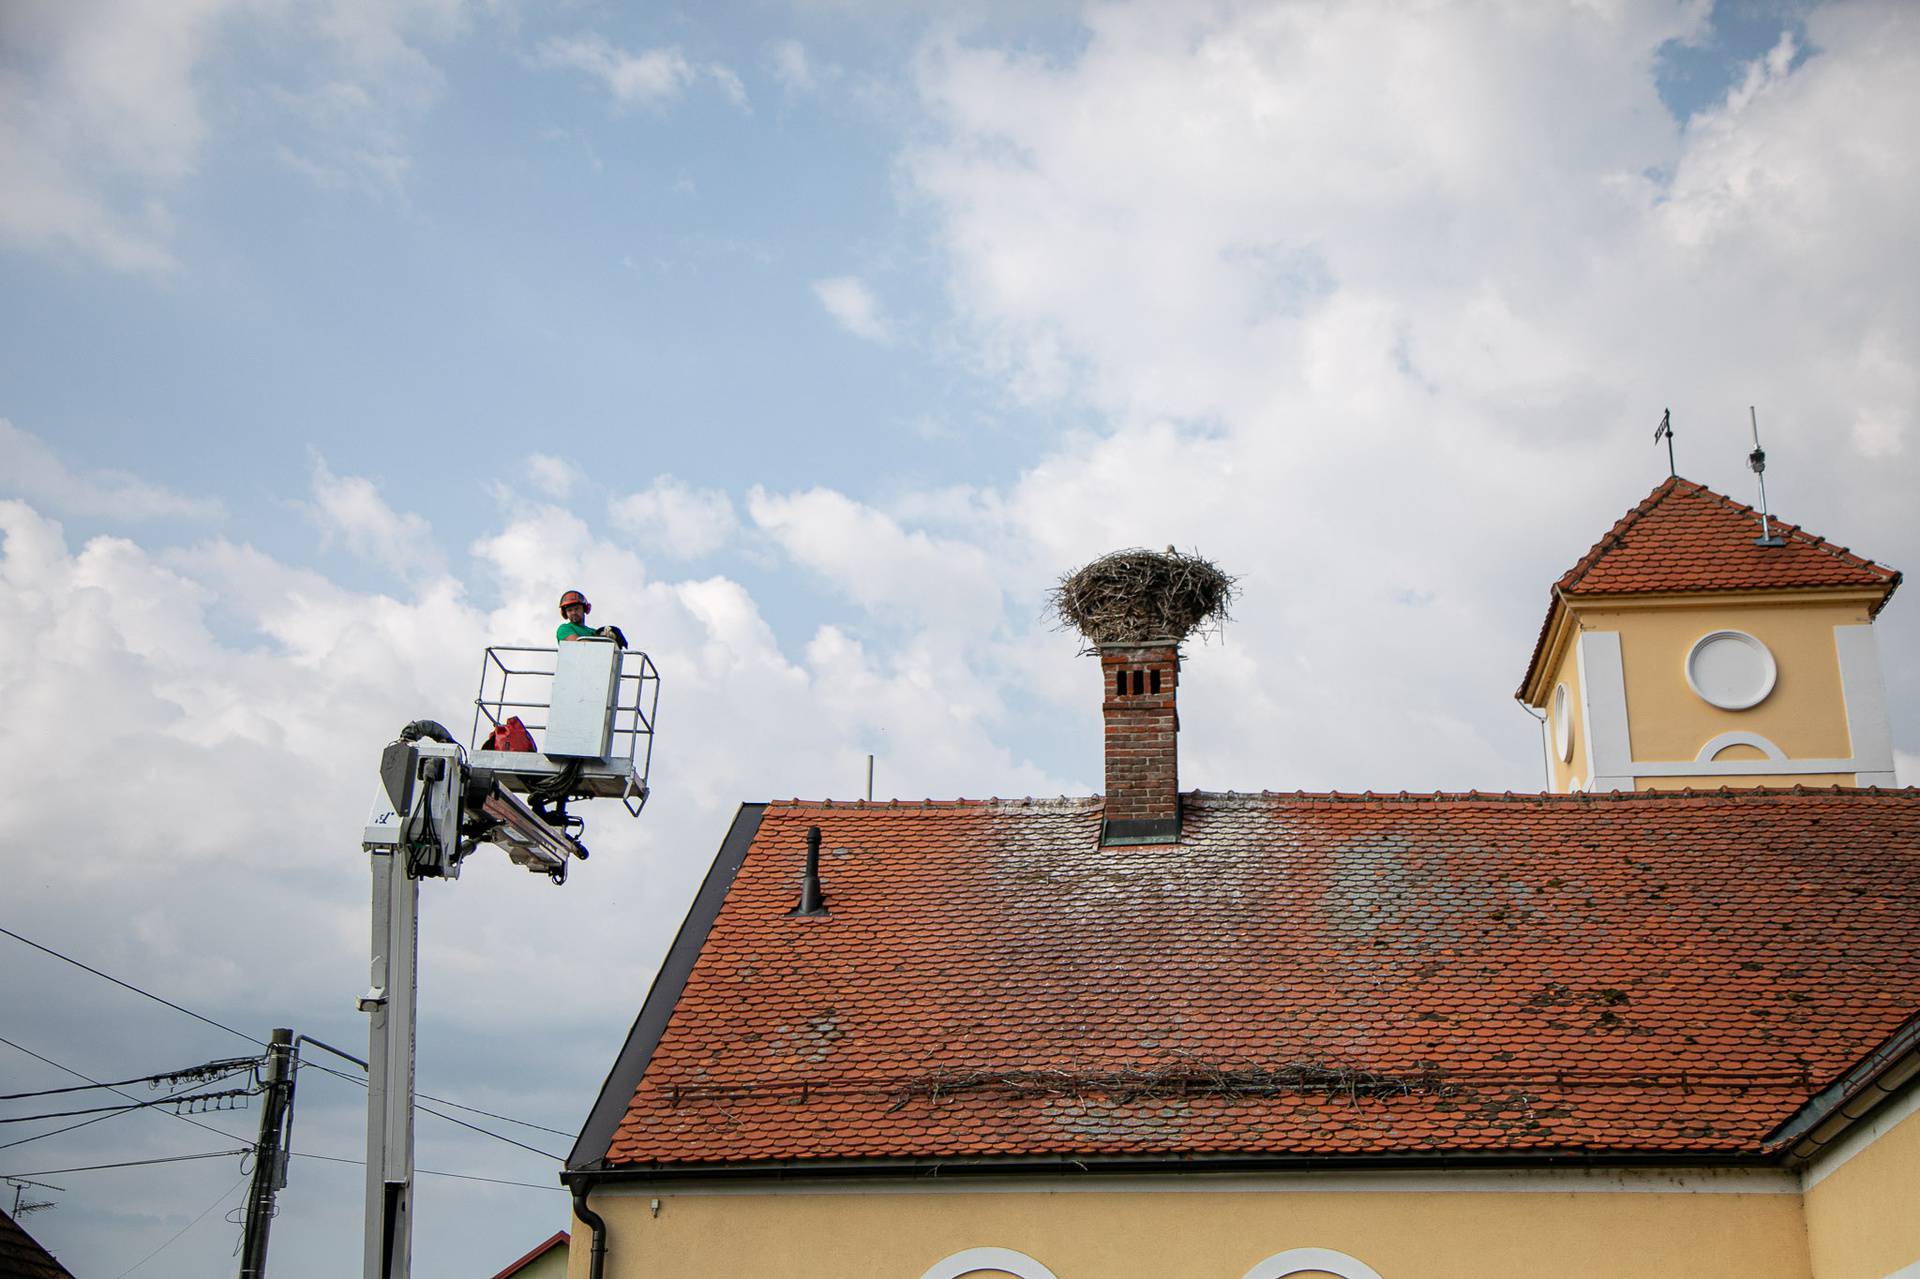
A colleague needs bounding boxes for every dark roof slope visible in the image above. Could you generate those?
[0,1206,77,1279]
[1519,477,1901,697]
[592,789,1920,1171]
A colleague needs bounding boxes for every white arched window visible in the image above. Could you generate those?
[1240,1247,1385,1279]
[917,1247,1062,1279]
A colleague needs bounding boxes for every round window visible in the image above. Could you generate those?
[1552,683,1573,762]
[1685,631,1777,710]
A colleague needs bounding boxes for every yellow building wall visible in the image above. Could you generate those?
[519,1244,571,1279]
[1804,1099,1920,1279]
[1531,594,1879,791]
[1601,599,1865,765]
[1544,633,1588,792]
[1640,773,1856,792]
[570,1180,1812,1279]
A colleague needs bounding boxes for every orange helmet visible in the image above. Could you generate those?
[558,590,590,616]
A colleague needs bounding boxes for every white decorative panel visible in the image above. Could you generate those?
[1685,630,1777,710]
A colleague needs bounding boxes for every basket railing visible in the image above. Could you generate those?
[470,644,660,814]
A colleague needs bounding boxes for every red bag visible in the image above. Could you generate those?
[482,716,537,753]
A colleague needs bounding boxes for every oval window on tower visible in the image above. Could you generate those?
[1685,630,1778,710]
[1552,683,1573,762]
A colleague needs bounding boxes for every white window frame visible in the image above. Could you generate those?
[1240,1247,1385,1279]
[918,1247,1062,1279]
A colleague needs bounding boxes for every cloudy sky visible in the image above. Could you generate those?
[4,0,1918,1274]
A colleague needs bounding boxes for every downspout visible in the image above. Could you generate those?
[572,1183,608,1279]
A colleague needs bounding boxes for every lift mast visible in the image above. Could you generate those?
[358,639,658,1279]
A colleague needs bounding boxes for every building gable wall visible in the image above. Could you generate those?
[570,1172,1816,1279]
[1802,1086,1920,1279]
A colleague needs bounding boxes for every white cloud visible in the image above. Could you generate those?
[894,0,1920,788]
[709,63,750,110]
[11,5,1920,1271]
[0,420,222,520]
[811,274,892,342]
[536,33,746,110]
[771,38,820,91]
[525,452,584,500]
[306,455,443,581]
[0,473,1078,1274]
[747,485,1004,638]
[608,476,738,559]
[0,0,237,271]
[0,0,485,267]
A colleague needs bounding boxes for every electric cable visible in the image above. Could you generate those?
[289,1149,564,1191]
[287,1057,563,1156]
[2,1149,249,1178]
[1,1085,255,1124]
[1,1070,222,1101]
[0,1076,248,1152]
[0,1038,253,1150]
[292,1056,571,1137]
[0,926,265,1048]
[111,1173,249,1279]
[1,928,571,1153]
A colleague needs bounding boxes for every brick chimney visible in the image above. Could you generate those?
[1099,642,1180,845]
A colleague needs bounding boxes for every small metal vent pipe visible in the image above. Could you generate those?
[791,825,828,916]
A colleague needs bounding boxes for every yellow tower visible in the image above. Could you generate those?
[1518,477,1902,792]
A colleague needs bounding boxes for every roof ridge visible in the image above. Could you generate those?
[1204,786,1920,803]
[764,788,1920,812]
[764,797,1101,811]
[1680,482,1898,581]
[1554,475,1690,595]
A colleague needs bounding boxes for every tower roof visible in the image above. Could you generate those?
[1519,477,1901,699]
[1555,476,1898,600]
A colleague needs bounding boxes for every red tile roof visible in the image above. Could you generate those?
[596,789,1920,1170]
[1557,477,1898,599]
[1519,478,1901,698]
[489,1231,569,1279]
[0,1207,77,1279]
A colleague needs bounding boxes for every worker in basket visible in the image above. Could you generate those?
[556,589,628,648]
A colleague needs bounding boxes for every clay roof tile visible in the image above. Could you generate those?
[596,788,1920,1170]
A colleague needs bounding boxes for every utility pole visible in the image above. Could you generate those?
[238,1028,296,1279]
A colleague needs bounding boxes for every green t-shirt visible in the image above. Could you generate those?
[556,621,600,642]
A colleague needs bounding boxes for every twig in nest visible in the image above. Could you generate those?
[1052,548,1237,646]
[892,1060,1447,1110]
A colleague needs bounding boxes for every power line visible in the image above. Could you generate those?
[1,927,572,1153]
[293,1031,572,1139]
[0,926,264,1047]
[112,1173,248,1279]
[289,1057,561,1158]
[290,1150,563,1192]
[0,1076,248,1153]
[1,1086,254,1125]
[0,1038,254,1151]
[412,1101,561,1161]
[2,1149,249,1178]
[0,1070,230,1102]
[412,1095,571,1139]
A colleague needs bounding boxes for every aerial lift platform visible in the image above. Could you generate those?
[358,638,658,1279]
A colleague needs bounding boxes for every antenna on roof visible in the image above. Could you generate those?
[1654,408,1675,478]
[1747,406,1786,547]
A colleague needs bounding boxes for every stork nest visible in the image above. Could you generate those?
[1052,547,1236,646]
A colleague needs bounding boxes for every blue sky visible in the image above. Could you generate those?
[1,2,1085,602]
[6,1,1920,1276]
